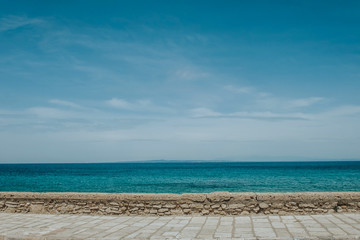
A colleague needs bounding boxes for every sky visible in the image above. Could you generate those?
[0,0,360,163]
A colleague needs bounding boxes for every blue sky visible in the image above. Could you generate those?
[1,0,360,162]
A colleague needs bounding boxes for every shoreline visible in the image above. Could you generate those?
[1,191,360,216]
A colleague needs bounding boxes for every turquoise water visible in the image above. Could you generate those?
[0,161,359,193]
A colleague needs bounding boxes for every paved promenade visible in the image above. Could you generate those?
[0,213,360,239]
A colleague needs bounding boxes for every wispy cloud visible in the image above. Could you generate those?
[191,104,360,122]
[190,107,309,120]
[224,85,325,110]
[224,85,271,97]
[0,15,44,32]
[319,105,360,118]
[106,98,150,110]
[256,96,326,110]
[287,97,325,108]
[27,107,74,119]
[105,98,176,114]
[49,99,82,109]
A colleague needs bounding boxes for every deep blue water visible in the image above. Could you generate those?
[0,161,359,193]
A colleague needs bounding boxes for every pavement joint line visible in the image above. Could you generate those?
[335,213,360,230]
[122,216,160,239]
[294,215,314,238]
[111,216,152,238]
[98,223,136,239]
[202,216,218,237]
[194,215,208,238]
[281,215,295,239]
[310,214,331,234]
[8,217,59,231]
[249,215,256,237]
[51,215,107,236]
[230,215,235,238]
[348,214,360,224]
[0,220,27,232]
[333,214,360,234]
[213,215,222,239]
[269,214,282,238]
[151,216,175,238]
[328,214,357,235]
[35,214,80,228]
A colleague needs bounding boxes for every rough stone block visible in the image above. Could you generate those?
[207,192,231,202]
[181,193,206,202]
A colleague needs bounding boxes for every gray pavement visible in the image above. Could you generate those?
[0,213,360,239]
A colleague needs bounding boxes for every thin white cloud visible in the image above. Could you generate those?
[319,105,360,118]
[27,107,72,119]
[106,98,133,109]
[224,85,272,100]
[191,104,360,121]
[287,97,325,108]
[105,98,173,114]
[224,85,325,110]
[0,16,44,32]
[230,111,309,120]
[257,96,326,110]
[255,93,325,110]
[49,99,82,108]
[190,107,310,120]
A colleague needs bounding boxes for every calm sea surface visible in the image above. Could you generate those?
[0,161,359,193]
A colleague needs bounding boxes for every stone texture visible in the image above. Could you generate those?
[0,192,360,216]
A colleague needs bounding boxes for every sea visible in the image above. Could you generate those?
[0,161,359,193]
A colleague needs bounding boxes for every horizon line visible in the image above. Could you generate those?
[1,159,360,164]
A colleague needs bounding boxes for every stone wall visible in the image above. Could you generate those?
[1,192,360,216]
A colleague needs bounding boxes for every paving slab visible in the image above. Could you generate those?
[0,213,360,239]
